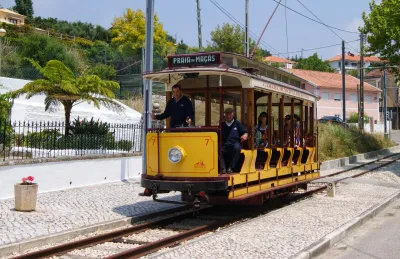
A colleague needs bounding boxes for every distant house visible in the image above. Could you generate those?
[327,52,384,72]
[0,8,25,26]
[263,56,296,69]
[286,69,382,122]
[365,69,399,127]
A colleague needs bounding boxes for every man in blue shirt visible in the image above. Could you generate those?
[152,85,194,128]
[220,108,248,173]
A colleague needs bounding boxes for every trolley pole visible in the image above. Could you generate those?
[142,0,154,174]
[196,0,203,51]
[341,40,346,122]
[245,0,249,57]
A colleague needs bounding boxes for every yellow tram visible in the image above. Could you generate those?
[141,52,320,206]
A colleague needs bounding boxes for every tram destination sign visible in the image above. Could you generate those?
[168,53,222,68]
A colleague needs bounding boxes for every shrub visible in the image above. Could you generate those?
[318,123,395,161]
[70,117,110,135]
[24,129,62,149]
[348,112,370,123]
[116,140,133,151]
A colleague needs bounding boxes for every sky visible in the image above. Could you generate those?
[1,0,378,60]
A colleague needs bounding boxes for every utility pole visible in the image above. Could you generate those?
[341,40,346,122]
[245,0,249,57]
[301,48,303,59]
[196,0,203,51]
[142,0,154,174]
[359,34,365,130]
[384,68,388,139]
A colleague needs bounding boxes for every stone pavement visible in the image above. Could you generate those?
[0,179,180,248]
[147,162,400,259]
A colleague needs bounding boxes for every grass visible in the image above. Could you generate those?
[121,95,397,162]
[318,123,396,161]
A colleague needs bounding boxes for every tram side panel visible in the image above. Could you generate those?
[146,132,219,178]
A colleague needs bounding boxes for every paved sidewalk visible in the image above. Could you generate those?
[148,162,400,259]
[0,179,180,248]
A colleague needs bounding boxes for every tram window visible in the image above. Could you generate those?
[210,91,241,126]
[188,93,206,126]
[282,76,289,84]
[267,70,274,79]
[237,59,247,68]
[222,57,233,67]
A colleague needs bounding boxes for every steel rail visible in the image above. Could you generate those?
[299,153,400,198]
[9,206,198,259]
[104,215,244,259]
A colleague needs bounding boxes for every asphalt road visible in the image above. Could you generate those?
[316,197,400,259]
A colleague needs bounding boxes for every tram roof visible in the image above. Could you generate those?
[142,52,320,102]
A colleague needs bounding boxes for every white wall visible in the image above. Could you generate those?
[0,156,143,199]
[0,76,142,124]
[348,121,392,133]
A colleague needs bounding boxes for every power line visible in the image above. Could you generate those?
[209,0,281,55]
[296,0,359,53]
[274,39,359,56]
[210,0,279,54]
[271,0,359,34]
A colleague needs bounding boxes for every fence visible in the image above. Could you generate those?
[0,120,142,161]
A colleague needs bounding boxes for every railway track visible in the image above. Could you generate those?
[10,152,400,259]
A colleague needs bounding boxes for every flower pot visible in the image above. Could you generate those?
[14,183,38,212]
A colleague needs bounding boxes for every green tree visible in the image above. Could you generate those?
[360,0,399,74]
[294,53,334,72]
[12,0,34,18]
[206,23,271,61]
[11,59,123,135]
[26,17,111,41]
[18,33,82,75]
[111,8,175,56]
[88,64,117,80]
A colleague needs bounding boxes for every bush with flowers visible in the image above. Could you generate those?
[21,176,35,185]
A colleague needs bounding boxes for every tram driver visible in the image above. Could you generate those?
[151,84,194,128]
[220,108,248,173]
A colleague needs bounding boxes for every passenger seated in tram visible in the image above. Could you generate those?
[220,108,248,173]
[293,114,301,147]
[254,112,268,169]
[283,115,292,146]
[254,112,268,148]
[151,84,194,128]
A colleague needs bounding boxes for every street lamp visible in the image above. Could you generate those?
[0,28,6,76]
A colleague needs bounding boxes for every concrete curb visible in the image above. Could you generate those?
[291,191,400,259]
[0,205,185,258]
[320,145,400,170]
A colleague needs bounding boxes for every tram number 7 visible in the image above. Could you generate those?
[205,138,209,146]
[151,139,156,146]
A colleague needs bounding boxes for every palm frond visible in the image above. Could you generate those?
[44,96,61,112]
[59,80,80,95]
[42,60,75,83]
[24,58,45,76]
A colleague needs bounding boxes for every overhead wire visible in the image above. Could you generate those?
[210,0,280,54]
[274,39,359,56]
[295,0,359,53]
[271,0,359,34]
[209,0,281,55]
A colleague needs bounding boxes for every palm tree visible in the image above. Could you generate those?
[11,59,124,135]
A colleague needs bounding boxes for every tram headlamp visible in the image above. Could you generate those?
[168,146,185,163]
